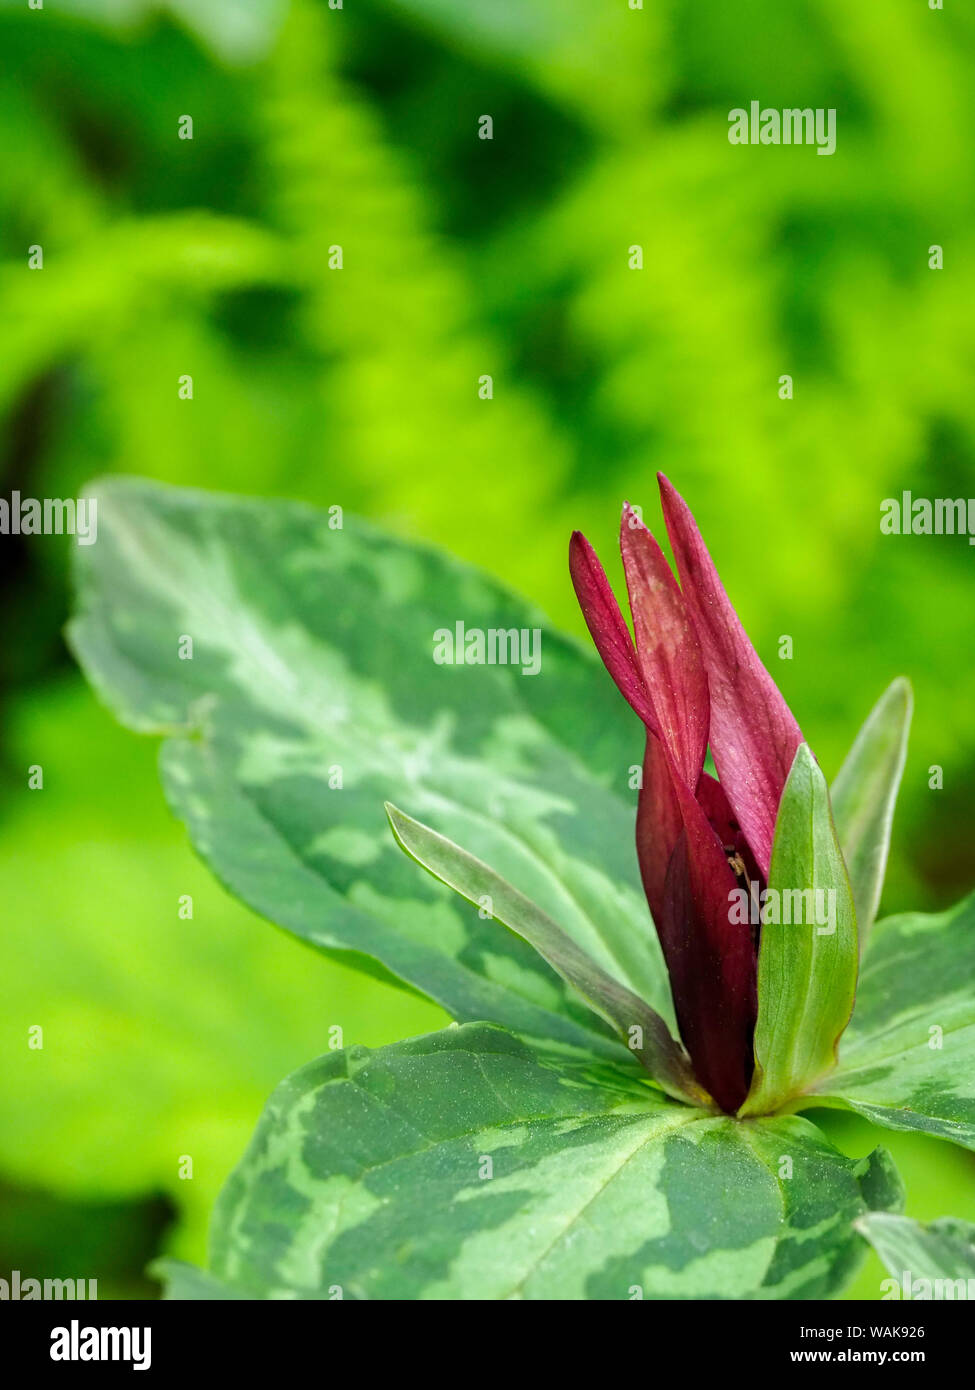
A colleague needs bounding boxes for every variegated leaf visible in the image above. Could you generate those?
[68,477,675,1063]
[162,1023,902,1300]
[856,1213,975,1293]
[811,894,975,1149]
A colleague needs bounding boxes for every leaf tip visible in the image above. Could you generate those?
[384,801,410,842]
[888,675,914,715]
[786,740,818,784]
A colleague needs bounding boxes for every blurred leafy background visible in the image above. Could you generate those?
[1,0,973,1299]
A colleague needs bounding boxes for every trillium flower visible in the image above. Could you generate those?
[569,474,804,1112]
[75,480,967,1305]
[384,478,908,1127]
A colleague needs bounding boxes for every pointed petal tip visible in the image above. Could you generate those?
[620,501,658,548]
[568,526,661,731]
[656,472,688,516]
[568,529,593,567]
[656,473,691,531]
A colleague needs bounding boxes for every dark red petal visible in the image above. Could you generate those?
[573,514,758,1111]
[660,830,755,1113]
[569,530,659,731]
[696,769,766,897]
[637,734,757,1113]
[658,474,803,878]
[619,504,709,789]
[635,730,684,928]
[694,770,737,847]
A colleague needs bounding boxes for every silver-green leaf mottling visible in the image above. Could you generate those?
[68,477,676,1064]
[178,1024,902,1300]
[856,1213,975,1291]
[67,479,969,1301]
[813,894,975,1149]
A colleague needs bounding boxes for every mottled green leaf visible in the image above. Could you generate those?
[172,1023,900,1300]
[68,478,674,1065]
[811,894,975,1149]
[742,745,858,1118]
[832,679,912,943]
[856,1213,975,1294]
[385,803,704,1105]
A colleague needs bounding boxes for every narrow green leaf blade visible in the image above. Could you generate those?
[741,744,858,1117]
[856,1213,975,1292]
[811,893,975,1149]
[202,1023,899,1300]
[385,803,705,1105]
[831,678,912,943]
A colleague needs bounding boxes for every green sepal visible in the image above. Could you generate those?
[741,744,858,1117]
[386,803,706,1106]
[831,678,912,945]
